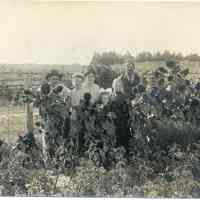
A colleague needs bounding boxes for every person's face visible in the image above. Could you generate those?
[126,63,135,75]
[74,77,83,88]
[115,82,122,93]
[49,75,60,87]
[87,73,95,84]
[101,93,110,105]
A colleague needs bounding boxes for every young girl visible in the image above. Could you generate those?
[81,70,100,104]
[71,73,84,108]
[95,88,112,112]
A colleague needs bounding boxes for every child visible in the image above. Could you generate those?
[95,88,112,112]
[71,73,84,108]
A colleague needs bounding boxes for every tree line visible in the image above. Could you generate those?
[90,50,200,65]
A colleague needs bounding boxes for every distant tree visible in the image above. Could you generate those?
[91,50,200,64]
[185,53,200,61]
[175,52,184,61]
[136,51,153,62]
[123,51,135,63]
[90,51,124,65]
[152,52,162,61]
[152,50,183,61]
[162,50,172,60]
[95,64,117,88]
[90,52,101,65]
[85,64,117,88]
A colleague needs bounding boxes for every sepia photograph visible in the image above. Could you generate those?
[1,0,200,197]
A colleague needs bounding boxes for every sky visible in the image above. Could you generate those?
[1,1,200,64]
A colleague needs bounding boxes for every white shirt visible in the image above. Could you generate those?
[81,82,100,103]
[71,86,85,107]
[58,85,71,99]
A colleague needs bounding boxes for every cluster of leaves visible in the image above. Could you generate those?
[128,61,200,164]
[67,94,127,169]
[85,64,117,89]
[1,136,200,197]
[0,137,39,195]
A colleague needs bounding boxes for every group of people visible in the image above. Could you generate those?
[36,62,140,116]
[33,62,141,164]
[32,59,200,167]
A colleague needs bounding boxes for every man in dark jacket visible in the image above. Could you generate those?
[112,62,140,100]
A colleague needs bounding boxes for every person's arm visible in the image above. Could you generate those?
[96,84,101,97]
[63,87,72,109]
[94,84,101,103]
[135,73,141,85]
[112,78,117,95]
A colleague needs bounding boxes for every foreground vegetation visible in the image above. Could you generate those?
[0,144,200,197]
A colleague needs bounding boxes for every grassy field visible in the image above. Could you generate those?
[0,105,26,143]
[0,105,39,143]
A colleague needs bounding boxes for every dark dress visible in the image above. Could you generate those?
[110,92,130,152]
[121,73,140,100]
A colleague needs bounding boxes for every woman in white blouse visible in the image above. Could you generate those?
[70,73,85,107]
[81,70,100,104]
